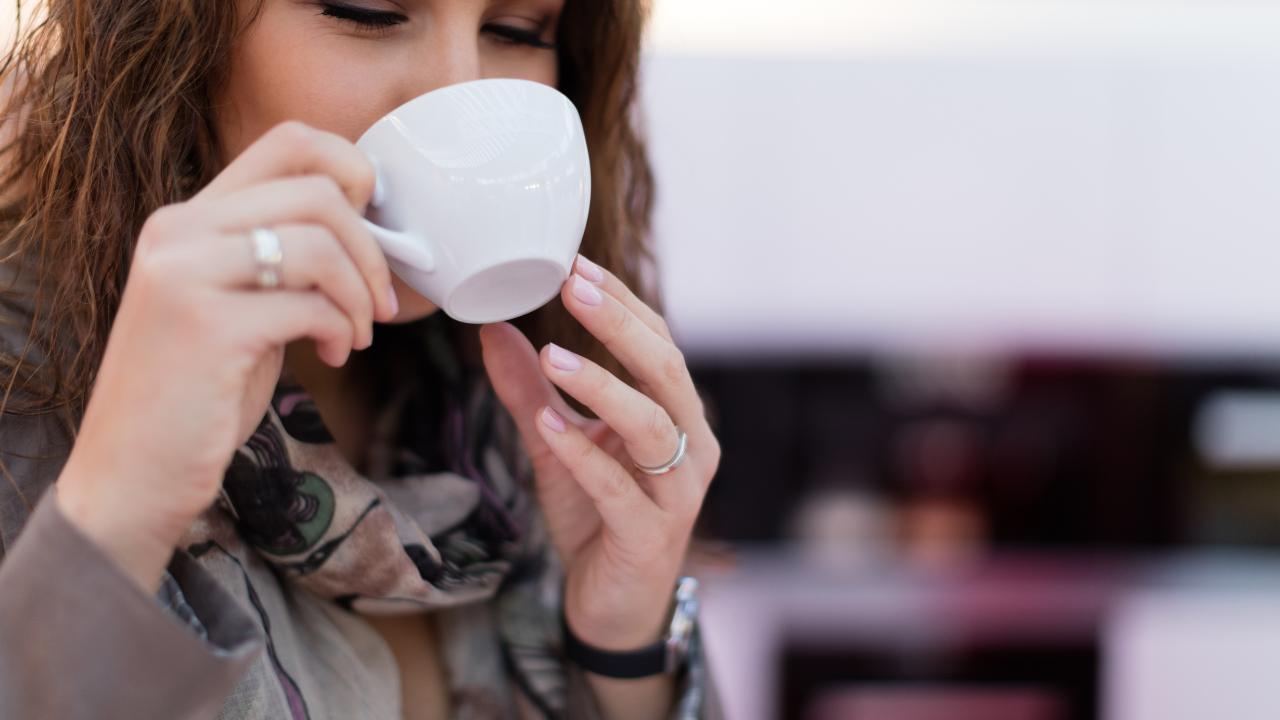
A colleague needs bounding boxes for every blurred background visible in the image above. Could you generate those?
[5,0,1280,717]
[641,1,1280,719]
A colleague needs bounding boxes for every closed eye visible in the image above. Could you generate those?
[318,3,556,49]
[483,23,556,50]
[319,3,406,33]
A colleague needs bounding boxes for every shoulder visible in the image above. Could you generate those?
[0,234,73,563]
[0,407,74,563]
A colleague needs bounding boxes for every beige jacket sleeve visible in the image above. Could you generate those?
[0,485,264,720]
[0,255,247,718]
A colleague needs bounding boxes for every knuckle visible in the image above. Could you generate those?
[573,437,597,466]
[138,204,184,247]
[131,242,183,289]
[322,302,354,346]
[354,274,375,315]
[353,156,377,205]
[588,364,614,396]
[301,173,344,204]
[600,465,632,500]
[324,294,352,330]
[654,313,672,338]
[605,304,633,340]
[703,439,722,474]
[130,241,165,278]
[271,120,315,152]
[314,236,372,316]
[659,346,689,387]
[645,404,672,444]
[309,295,340,334]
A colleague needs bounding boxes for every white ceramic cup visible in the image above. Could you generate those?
[357,78,591,324]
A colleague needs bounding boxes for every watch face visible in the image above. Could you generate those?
[667,600,698,663]
[662,576,700,671]
[664,632,689,673]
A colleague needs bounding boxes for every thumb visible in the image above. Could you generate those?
[478,322,586,454]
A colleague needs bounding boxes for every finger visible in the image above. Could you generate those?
[539,342,680,470]
[561,272,706,437]
[197,120,377,211]
[479,322,588,462]
[568,256,722,478]
[572,253,673,343]
[181,224,375,350]
[534,405,662,541]
[201,174,396,323]
[224,288,356,368]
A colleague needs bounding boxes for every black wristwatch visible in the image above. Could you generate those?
[562,576,700,679]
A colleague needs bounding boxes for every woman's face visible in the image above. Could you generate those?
[215,0,563,322]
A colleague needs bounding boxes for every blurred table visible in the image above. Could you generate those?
[691,547,1280,719]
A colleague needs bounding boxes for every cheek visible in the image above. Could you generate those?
[484,49,558,87]
[216,19,391,160]
[228,56,383,150]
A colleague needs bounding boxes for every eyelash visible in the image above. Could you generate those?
[318,3,556,49]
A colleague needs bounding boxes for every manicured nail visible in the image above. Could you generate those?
[386,285,399,317]
[540,406,566,433]
[547,343,582,372]
[571,274,602,306]
[575,254,605,282]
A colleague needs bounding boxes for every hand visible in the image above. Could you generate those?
[479,255,721,654]
[56,120,398,592]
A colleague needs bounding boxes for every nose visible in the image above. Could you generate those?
[398,17,482,104]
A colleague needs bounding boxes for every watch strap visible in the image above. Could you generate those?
[561,613,668,679]
[561,576,699,680]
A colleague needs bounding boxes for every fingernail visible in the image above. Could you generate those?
[540,406,566,433]
[571,274,602,306]
[547,343,582,372]
[575,254,604,282]
[386,285,399,317]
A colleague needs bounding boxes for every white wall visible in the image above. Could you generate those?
[643,1,1280,360]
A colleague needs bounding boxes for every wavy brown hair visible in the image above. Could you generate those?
[0,0,658,503]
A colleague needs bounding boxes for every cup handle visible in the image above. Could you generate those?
[361,153,435,273]
[362,219,436,273]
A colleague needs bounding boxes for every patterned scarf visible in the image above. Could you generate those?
[188,312,570,716]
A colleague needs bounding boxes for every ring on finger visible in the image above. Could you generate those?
[249,226,284,289]
[633,427,688,476]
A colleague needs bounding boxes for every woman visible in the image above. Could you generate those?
[0,0,722,718]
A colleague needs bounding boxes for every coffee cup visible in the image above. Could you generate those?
[356,78,591,324]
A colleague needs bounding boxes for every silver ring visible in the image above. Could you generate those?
[249,226,283,289]
[633,427,688,476]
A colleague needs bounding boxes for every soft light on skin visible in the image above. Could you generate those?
[208,5,686,719]
[206,1,566,716]
[213,0,562,324]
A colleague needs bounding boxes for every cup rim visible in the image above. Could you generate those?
[355,77,574,146]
